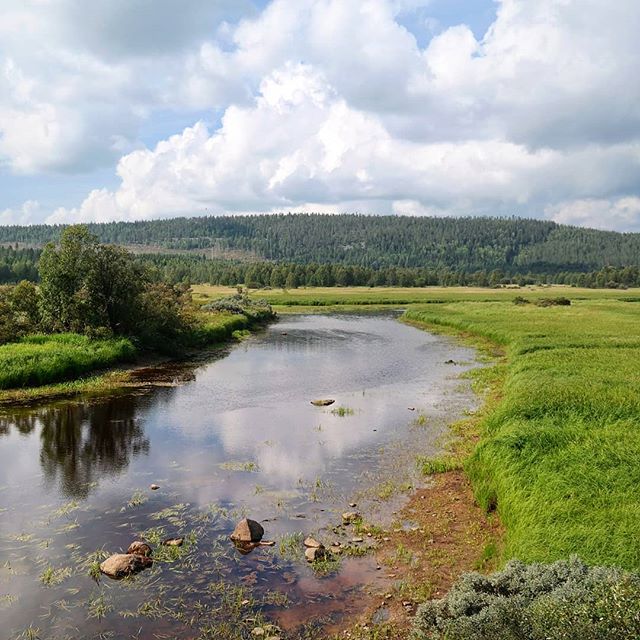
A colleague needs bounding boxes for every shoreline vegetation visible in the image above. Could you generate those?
[401,299,640,640]
[0,225,275,405]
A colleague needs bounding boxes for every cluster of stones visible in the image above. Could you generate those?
[99,537,183,579]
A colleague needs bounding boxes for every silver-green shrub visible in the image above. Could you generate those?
[412,557,640,640]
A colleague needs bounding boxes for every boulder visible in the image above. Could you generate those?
[230,518,264,543]
[311,399,335,407]
[100,553,152,579]
[127,541,152,557]
[342,511,361,524]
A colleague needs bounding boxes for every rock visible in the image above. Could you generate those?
[349,502,357,508]
[162,537,184,547]
[230,518,264,543]
[408,407,416,411]
[100,553,152,579]
[150,484,160,490]
[351,537,364,543]
[127,541,152,557]
[444,359,457,365]
[310,399,335,407]
[259,540,275,547]
[305,546,329,562]
[342,511,361,524]
[303,536,322,548]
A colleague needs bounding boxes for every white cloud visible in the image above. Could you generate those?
[546,197,640,232]
[0,200,42,225]
[3,0,640,230]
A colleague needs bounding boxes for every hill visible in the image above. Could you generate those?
[0,214,639,274]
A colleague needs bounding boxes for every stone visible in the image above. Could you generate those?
[150,484,160,490]
[351,537,364,543]
[305,546,328,563]
[342,511,361,524]
[100,553,152,579]
[230,518,264,543]
[162,537,184,547]
[310,399,335,406]
[303,536,322,548]
[127,541,152,557]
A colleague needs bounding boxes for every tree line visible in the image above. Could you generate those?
[1,213,639,273]
[3,243,640,290]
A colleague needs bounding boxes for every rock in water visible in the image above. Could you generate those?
[100,553,152,579]
[230,518,264,543]
[162,537,184,547]
[150,484,160,490]
[342,511,361,524]
[303,536,322,548]
[126,541,152,557]
[305,546,329,562]
[311,399,335,406]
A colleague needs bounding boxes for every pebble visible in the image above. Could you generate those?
[150,484,160,490]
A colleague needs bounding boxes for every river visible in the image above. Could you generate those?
[0,312,478,639]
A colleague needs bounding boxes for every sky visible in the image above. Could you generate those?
[1,0,640,231]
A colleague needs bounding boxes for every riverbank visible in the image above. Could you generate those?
[0,310,273,406]
[404,298,640,570]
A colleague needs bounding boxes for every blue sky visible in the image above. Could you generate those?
[1,0,639,230]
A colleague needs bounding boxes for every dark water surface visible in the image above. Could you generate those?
[0,313,478,639]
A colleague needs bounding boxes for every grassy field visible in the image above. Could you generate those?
[405,298,640,570]
[192,284,640,308]
[0,333,136,390]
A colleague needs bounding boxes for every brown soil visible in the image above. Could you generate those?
[327,470,503,639]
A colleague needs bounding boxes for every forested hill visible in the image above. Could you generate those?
[1,214,639,273]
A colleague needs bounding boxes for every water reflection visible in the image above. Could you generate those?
[1,397,150,498]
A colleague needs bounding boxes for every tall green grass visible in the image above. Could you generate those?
[405,299,640,569]
[0,333,136,389]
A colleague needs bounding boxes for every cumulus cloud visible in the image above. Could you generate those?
[3,0,640,230]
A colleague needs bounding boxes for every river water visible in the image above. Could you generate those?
[0,312,478,639]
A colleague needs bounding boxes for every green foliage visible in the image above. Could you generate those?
[405,300,640,569]
[3,215,640,288]
[202,290,275,322]
[412,557,640,640]
[0,333,135,389]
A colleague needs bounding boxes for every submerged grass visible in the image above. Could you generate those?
[405,299,640,570]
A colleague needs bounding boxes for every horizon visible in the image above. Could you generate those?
[1,0,639,231]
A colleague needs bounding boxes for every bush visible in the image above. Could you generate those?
[512,296,530,305]
[536,296,571,307]
[412,557,640,640]
[202,292,275,322]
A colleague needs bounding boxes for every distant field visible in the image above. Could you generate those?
[405,298,640,570]
[192,284,640,308]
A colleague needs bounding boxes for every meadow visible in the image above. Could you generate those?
[192,283,640,308]
[405,298,640,570]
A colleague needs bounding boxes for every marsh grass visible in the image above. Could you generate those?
[405,299,640,569]
[0,333,135,390]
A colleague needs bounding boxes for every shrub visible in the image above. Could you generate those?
[512,296,530,305]
[202,292,275,322]
[536,296,571,307]
[412,557,640,640]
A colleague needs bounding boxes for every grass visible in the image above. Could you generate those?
[0,333,135,390]
[405,298,640,570]
[192,284,640,309]
[331,405,355,416]
[0,309,270,401]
